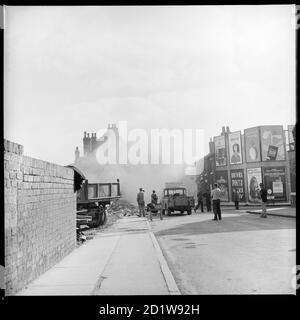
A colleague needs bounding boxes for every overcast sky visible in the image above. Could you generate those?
[4,5,296,165]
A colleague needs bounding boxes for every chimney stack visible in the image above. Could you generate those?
[75,146,80,162]
[221,126,226,136]
[209,138,214,154]
[83,132,91,156]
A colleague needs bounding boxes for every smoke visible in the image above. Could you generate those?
[73,154,186,204]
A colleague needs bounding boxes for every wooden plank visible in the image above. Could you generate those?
[77,217,92,220]
[77,209,89,214]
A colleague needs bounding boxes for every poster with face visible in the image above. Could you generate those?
[244,127,261,163]
[228,131,242,165]
[247,167,262,203]
[230,169,245,202]
[260,126,285,161]
[288,125,295,151]
[214,135,227,167]
[263,167,286,201]
[215,171,229,201]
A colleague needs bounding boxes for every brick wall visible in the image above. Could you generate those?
[4,139,76,295]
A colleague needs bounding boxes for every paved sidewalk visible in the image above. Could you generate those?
[17,216,179,296]
[246,207,296,218]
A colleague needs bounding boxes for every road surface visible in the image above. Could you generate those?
[150,209,296,294]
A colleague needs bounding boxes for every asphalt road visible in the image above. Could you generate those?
[150,209,296,294]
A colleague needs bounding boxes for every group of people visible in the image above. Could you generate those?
[137,182,268,220]
[195,182,268,220]
[136,188,158,217]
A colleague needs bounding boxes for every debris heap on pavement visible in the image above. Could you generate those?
[106,199,140,217]
[77,199,139,245]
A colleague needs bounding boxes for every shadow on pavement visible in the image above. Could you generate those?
[155,214,296,237]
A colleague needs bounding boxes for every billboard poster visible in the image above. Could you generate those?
[263,167,286,201]
[214,135,227,167]
[215,171,229,201]
[244,127,261,163]
[288,125,295,151]
[230,169,245,202]
[260,126,285,161]
[247,167,262,203]
[228,131,243,165]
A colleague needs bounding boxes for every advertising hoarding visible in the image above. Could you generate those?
[228,131,243,165]
[230,169,245,202]
[244,127,261,163]
[214,135,227,167]
[263,167,286,201]
[260,126,285,161]
[247,167,262,203]
[215,170,229,201]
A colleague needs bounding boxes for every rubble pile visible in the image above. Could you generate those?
[76,199,139,246]
[106,199,139,217]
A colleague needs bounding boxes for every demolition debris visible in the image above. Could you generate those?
[77,199,139,244]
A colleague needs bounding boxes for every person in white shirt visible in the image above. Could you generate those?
[211,183,222,221]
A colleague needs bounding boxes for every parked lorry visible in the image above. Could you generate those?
[67,165,121,228]
[161,183,194,216]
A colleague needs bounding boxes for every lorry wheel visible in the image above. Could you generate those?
[88,210,101,228]
[88,206,105,228]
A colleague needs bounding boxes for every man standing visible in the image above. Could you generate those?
[211,183,222,220]
[232,188,240,210]
[151,190,158,205]
[204,189,211,212]
[194,190,204,213]
[137,188,145,217]
[259,183,268,218]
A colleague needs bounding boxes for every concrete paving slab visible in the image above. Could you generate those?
[94,232,170,295]
[18,285,93,296]
[17,215,176,296]
[17,234,120,295]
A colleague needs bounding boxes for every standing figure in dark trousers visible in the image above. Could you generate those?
[194,190,204,213]
[204,190,211,212]
[151,190,158,205]
[259,183,268,218]
[137,188,145,217]
[211,183,222,220]
[232,188,240,210]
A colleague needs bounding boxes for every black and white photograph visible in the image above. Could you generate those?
[2,4,297,302]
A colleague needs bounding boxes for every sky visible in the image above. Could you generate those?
[4,5,296,166]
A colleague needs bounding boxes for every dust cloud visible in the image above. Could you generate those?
[73,155,187,205]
